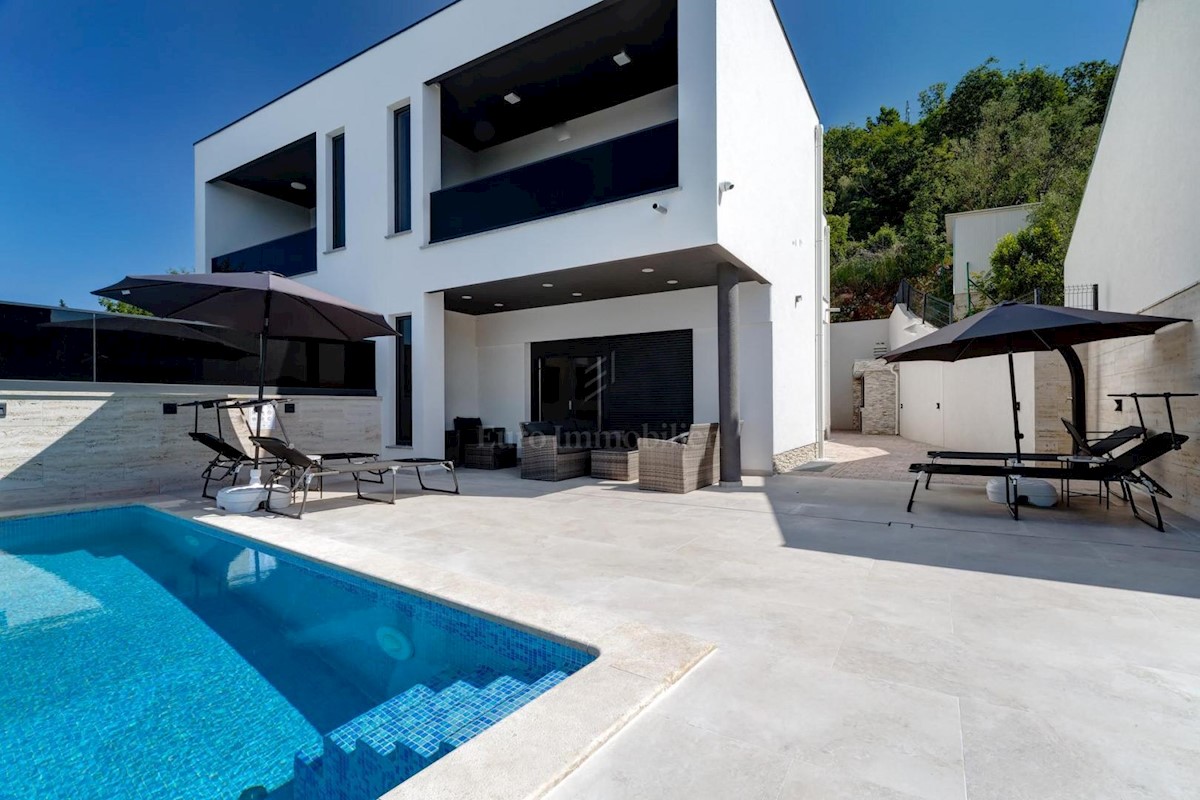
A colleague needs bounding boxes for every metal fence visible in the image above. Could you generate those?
[894,279,953,328]
[1064,283,1100,310]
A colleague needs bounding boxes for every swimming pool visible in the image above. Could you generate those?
[0,506,594,800]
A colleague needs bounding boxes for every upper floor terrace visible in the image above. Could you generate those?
[194,0,817,302]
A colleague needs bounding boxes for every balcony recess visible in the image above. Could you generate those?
[430,121,678,243]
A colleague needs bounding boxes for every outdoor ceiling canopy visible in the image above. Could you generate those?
[211,133,317,209]
[433,0,678,151]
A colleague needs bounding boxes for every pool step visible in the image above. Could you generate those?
[294,670,570,800]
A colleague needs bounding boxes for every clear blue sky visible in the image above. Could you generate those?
[0,0,1134,310]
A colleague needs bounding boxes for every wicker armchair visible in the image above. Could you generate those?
[638,423,720,493]
[520,422,590,481]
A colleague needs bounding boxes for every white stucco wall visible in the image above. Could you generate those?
[715,0,822,459]
[443,310,479,427]
[1063,0,1200,520]
[1064,0,1200,312]
[203,181,312,268]
[890,306,1038,451]
[947,204,1036,296]
[829,318,889,430]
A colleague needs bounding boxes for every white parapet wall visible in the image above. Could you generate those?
[889,304,1048,453]
[0,384,381,511]
[830,318,890,430]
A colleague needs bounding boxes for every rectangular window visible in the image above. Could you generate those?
[331,133,346,249]
[395,315,413,446]
[393,108,412,233]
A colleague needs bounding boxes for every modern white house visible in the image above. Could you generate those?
[1064,0,1199,519]
[193,0,828,479]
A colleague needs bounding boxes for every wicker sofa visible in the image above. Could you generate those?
[520,422,591,481]
[637,423,720,493]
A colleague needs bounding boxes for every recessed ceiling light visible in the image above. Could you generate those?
[667,280,679,285]
[504,92,521,105]
[461,295,472,300]
[613,50,632,67]
[290,181,307,191]
[552,124,571,142]
[572,292,583,297]
[641,268,655,273]
[494,303,505,308]
[542,283,554,288]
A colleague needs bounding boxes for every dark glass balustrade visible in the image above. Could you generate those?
[431,120,679,243]
[211,228,317,277]
[0,301,374,394]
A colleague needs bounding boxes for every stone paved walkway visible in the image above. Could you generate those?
[787,431,988,485]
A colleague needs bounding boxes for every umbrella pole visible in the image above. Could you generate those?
[253,292,272,471]
[1008,349,1023,462]
[1056,346,1087,455]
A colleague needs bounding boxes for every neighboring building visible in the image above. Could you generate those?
[1064,0,1200,519]
[945,203,1037,318]
[193,0,827,477]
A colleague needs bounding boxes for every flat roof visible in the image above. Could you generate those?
[194,0,818,146]
[944,202,1039,241]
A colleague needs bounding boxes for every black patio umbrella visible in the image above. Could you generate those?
[882,301,1188,459]
[93,271,396,456]
[39,314,256,361]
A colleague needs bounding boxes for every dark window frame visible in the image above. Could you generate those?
[394,315,413,446]
[331,133,346,249]
[392,107,412,234]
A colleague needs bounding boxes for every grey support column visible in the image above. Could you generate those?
[717,262,742,484]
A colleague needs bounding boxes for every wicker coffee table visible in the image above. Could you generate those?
[590,448,639,481]
[465,443,517,469]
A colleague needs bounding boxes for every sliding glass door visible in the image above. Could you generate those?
[536,355,603,428]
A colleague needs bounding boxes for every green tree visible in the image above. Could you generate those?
[977,217,1066,305]
[97,297,154,315]
[936,59,1009,140]
[823,57,1115,321]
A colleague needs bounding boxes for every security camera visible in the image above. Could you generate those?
[719,181,735,193]
[652,203,668,214]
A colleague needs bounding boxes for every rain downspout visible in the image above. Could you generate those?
[814,123,826,459]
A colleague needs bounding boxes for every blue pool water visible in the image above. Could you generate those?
[0,506,594,800]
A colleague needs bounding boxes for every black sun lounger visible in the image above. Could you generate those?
[926,418,1146,465]
[908,432,1188,531]
[922,419,1150,492]
[189,431,252,499]
[250,437,459,519]
[1060,418,1146,457]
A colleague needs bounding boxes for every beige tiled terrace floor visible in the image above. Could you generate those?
[786,431,989,485]
[192,467,1200,798]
